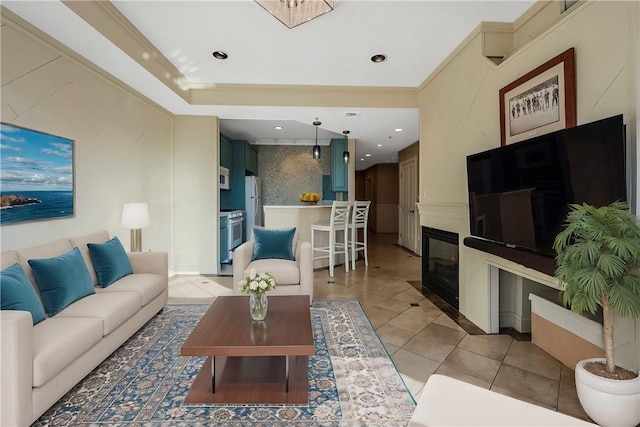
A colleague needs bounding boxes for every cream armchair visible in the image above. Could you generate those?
[232,238,314,304]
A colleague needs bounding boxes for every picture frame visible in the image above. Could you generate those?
[499,48,576,146]
[0,123,75,225]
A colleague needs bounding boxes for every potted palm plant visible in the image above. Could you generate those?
[553,201,640,427]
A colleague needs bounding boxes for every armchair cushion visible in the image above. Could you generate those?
[252,227,296,261]
[244,259,300,285]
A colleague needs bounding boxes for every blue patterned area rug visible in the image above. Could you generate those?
[34,300,416,426]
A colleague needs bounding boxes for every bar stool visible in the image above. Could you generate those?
[347,200,371,269]
[311,201,351,277]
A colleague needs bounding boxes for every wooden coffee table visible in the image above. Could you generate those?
[180,295,314,404]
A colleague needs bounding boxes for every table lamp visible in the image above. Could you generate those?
[121,203,150,252]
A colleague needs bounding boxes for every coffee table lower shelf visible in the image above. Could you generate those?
[184,355,309,404]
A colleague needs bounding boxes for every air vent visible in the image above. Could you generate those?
[344,111,360,118]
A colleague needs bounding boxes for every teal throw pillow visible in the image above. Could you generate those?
[28,247,95,316]
[252,227,296,261]
[88,236,133,287]
[1,263,46,325]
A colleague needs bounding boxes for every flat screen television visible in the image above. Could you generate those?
[466,114,626,256]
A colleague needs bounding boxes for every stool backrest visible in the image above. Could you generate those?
[351,201,371,229]
[330,201,351,229]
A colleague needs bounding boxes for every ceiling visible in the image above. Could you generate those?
[2,0,535,170]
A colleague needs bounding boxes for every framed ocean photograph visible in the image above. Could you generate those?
[0,123,75,225]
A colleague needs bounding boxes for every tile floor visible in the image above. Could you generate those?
[168,232,591,422]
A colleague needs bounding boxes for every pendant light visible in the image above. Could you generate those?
[312,119,321,159]
[342,130,350,163]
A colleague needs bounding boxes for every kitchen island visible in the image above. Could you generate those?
[263,204,346,269]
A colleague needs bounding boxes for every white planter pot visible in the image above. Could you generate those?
[575,358,640,427]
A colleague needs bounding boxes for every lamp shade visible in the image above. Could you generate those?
[121,203,150,229]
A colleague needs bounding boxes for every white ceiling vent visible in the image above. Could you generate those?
[343,111,360,118]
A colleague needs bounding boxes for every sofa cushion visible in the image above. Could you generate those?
[55,291,141,335]
[1,263,46,325]
[70,231,110,286]
[88,236,133,287]
[32,316,103,387]
[16,237,73,286]
[28,247,96,316]
[96,273,165,306]
[246,259,300,285]
[252,227,296,261]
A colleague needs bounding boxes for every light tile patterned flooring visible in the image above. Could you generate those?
[168,233,591,422]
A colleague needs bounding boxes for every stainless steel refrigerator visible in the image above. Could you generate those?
[245,176,262,240]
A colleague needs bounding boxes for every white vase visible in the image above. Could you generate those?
[575,358,640,427]
[249,292,268,321]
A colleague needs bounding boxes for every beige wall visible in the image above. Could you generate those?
[417,0,639,368]
[0,19,173,262]
[172,117,219,274]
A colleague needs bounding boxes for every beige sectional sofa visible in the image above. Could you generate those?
[1,231,168,427]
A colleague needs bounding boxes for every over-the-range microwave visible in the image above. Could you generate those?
[219,166,230,190]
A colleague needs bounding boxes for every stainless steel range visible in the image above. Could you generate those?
[220,209,245,263]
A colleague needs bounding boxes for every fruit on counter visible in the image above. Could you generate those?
[300,192,320,202]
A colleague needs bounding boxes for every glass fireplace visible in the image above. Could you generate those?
[422,227,459,308]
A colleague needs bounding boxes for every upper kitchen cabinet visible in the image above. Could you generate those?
[220,134,233,169]
[232,140,259,176]
[330,138,348,192]
[246,143,258,176]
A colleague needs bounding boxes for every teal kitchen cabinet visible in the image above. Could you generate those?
[322,175,337,201]
[330,138,348,192]
[220,134,233,168]
[246,143,258,176]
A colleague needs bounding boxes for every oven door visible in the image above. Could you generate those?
[228,217,243,259]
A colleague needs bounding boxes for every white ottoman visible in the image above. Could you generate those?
[409,374,597,427]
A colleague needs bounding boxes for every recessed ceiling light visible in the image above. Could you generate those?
[394,128,403,132]
[212,51,228,60]
[365,154,372,157]
[274,126,283,130]
[360,158,364,161]
[371,54,386,63]
[377,144,382,147]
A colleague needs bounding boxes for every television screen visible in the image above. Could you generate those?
[466,114,626,255]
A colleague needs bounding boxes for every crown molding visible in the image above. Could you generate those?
[62,0,191,103]
[190,83,418,108]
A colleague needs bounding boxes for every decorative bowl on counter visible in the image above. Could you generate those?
[300,192,320,204]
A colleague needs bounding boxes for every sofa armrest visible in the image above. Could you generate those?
[232,241,254,293]
[298,241,314,304]
[127,251,168,276]
[1,311,34,427]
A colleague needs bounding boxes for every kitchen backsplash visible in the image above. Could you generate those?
[258,145,330,205]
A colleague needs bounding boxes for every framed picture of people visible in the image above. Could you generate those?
[499,48,576,146]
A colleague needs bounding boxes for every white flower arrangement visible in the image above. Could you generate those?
[238,269,278,295]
